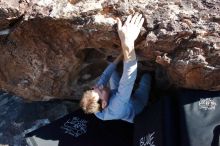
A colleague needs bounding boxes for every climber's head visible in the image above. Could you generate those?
[80,86,110,114]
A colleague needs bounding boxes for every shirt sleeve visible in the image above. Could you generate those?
[95,59,137,122]
[96,63,117,87]
[115,59,137,102]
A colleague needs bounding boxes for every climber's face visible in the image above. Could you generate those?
[93,86,110,110]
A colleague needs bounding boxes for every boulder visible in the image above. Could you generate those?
[0,0,219,100]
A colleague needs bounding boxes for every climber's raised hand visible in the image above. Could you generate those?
[116,13,144,61]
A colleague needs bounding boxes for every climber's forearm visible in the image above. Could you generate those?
[121,42,136,61]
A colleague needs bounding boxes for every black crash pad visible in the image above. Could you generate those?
[134,89,220,146]
[134,95,178,146]
[177,89,220,146]
[25,109,133,146]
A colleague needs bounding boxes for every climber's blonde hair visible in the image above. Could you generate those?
[80,90,101,114]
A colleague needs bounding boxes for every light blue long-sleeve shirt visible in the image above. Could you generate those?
[95,59,137,123]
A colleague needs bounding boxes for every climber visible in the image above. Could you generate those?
[80,13,152,123]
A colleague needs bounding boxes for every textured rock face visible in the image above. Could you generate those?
[0,0,219,100]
